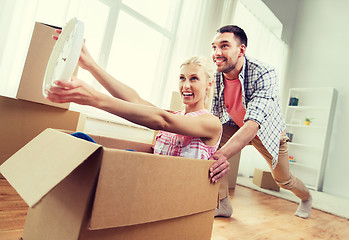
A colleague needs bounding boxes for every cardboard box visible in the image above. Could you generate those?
[0,96,85,177]
[227,152,240,189]
[252,168,280,191]
[16,21,70,109]
[0,129,220,240]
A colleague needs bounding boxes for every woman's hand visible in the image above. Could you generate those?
[78,43,96,71]
[52,29,62,40]
[46,76,101,107]
[52,29,96,71]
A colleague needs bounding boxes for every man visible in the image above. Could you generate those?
[208,25,312,219]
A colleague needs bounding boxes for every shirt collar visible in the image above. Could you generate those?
[239,55,247,81]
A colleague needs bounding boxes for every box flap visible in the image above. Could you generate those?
[89,149,219,230]
[0,128,101,207]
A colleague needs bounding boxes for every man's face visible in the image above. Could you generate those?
[211,32,243,73]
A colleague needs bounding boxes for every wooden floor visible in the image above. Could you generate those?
[1,179,348,240]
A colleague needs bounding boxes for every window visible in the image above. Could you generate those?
[75,0,182,111]
[0,0,183,121]
[102,0,181,104]
[122,0,177,30]
[71,0,183,117]
[106,11,170,101]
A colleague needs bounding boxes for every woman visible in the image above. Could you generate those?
[46,34,222,161]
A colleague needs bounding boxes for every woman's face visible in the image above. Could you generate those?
[179,63,210,109]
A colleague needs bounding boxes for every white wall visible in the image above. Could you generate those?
[261,0,300,45]
[282,0,349,199]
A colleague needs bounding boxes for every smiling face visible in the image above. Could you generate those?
[179,63,212,112]
[211,32,246,76]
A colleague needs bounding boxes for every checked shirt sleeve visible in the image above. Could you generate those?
[242,58,285,168]
[244,68,278,126]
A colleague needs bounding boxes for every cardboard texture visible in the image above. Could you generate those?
[0,96,85,178]
[16,22,70,109]
[0,129,219,240]
[253,168,280,191]
[227,152,240,189]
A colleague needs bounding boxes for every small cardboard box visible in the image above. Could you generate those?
[252,168,280,191]
[16,21,70,109]
[0,129,219,240]
[0,96,85,177]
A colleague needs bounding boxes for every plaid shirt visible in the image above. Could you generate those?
[211,56,285,168]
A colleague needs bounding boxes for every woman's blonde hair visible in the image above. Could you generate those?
[180,56,214,109]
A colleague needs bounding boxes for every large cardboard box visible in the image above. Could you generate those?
[0,96,85,177]
[16,21,70,109]
[0,129,220,240]
[252,168,280,191]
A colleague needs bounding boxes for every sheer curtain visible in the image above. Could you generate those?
[234,0,288,93]
[163,0,240,109]
[0,0,39,98]
[232,0,289,177]
[162,0,217,109]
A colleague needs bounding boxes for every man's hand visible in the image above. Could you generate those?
[209,120,259,183]
[209,150,230,183]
